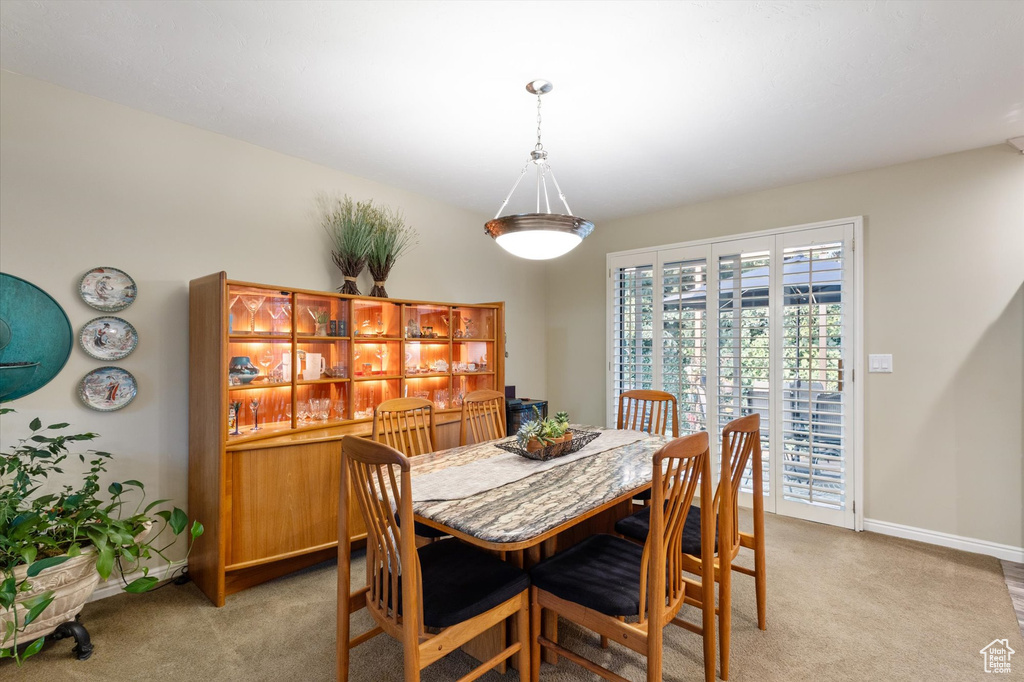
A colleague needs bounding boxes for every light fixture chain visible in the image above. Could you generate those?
[535,94,543,152]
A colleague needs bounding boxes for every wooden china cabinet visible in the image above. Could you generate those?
[188,272,504,606]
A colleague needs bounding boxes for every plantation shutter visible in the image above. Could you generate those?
[660,254,709,435]
[609,256,655,426]
[778,238,849,511]
[715,244,773,496]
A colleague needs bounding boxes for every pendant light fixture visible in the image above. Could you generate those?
[485,80,594,260]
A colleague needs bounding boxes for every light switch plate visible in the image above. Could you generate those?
[868,354,893,373]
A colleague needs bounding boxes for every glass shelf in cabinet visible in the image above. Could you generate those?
[228,381,292,390]
[229,334,288,342]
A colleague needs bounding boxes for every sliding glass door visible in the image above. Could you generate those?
[608,221,857,528]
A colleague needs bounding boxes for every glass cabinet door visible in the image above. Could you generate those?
[451,306,494,340]
[353,299,401,339]
[227,285,294,440]
[293,292,349,428]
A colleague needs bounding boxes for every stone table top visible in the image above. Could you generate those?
[411,427,667,548]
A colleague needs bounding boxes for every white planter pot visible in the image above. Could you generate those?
[1,551,100,645]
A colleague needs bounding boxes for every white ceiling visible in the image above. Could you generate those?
[1,1,1022,221]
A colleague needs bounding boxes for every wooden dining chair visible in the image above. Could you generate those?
[617,389,679,438]
[618,389,679,505]
[615,413,766,680]
[373,397,446,540]
[528,431,716,682]
[337,436,531,682]
[459,389,506,446]
[373,397,438,457]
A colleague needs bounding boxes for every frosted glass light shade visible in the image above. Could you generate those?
[485,213,594,261]
[495,231,582,260]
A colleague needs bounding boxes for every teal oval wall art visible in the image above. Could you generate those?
[0,272,73,402]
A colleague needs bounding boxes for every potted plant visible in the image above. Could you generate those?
[366,203,418,298]
[516,408,573,455]
[308,307,330,337]
[0,409,203,665]
[319,194,375,295]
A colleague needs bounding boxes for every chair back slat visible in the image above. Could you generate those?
[342,436,423,640]
[638,431,710,625]
[460,389,506,445]
[617,389,679,438]
[715,413,761,556]
[373,397,436,457]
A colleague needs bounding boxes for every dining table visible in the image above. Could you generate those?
[339,425,668,671]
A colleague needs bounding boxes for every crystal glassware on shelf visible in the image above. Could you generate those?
[249,397,261,432]
[375,314,384,336]
[434,388,449,410]
[296,400,310,424]
[376,346,389,375]
[241,295,266,334]
[267,303,289,335]
[256,348,274,382]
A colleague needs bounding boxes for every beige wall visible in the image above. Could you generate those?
[0,71,548,558]
[545,145,1024,548]
[2,69,1021,555]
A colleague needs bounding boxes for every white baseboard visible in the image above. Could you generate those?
[88,560,188,602]
[863,519,1024,563]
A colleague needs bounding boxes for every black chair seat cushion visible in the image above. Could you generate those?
[615,504,719,555]
[530,534,643,617]
[415,539,529,628]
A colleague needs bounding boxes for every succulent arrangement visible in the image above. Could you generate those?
[515,408,572,448]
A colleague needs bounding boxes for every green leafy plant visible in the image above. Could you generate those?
[310,308,330,325]
[366,203,418,298]
[319,193,376,295]
[516,406,571,447]
[0,408,203,664]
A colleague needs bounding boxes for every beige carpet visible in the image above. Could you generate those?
[3,511,1021,681]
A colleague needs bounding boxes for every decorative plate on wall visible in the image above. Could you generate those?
[78,366,137,411]
[78,316,138,361]
[79,267,137,312]
[0,272,74,402]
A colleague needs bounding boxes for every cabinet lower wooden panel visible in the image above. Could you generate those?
[226,442,365,569]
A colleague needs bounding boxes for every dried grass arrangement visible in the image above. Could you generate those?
[366,205,418,298]
[319,194,375,295]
